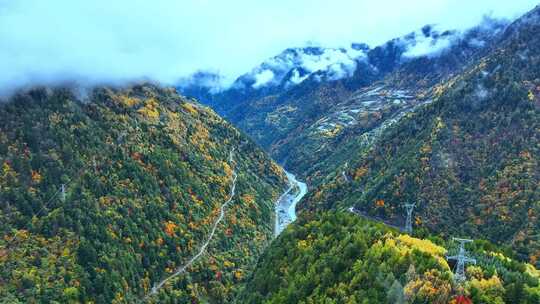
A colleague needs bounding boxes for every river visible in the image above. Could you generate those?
[275,171,308,236]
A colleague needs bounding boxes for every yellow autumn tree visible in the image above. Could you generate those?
[467,275,505,304]
[241,194,255,206]
[404,269,452,304]
[137,98,160,120]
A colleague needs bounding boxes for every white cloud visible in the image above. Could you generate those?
[301,48,358,75]
[245,46,366,88]
[402,29,456,58]
[289,69,309,85]
[253,70,275,88]
[0,0,537,94]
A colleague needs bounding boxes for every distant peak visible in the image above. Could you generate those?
[421,24,434,37]
[351,43,370,51]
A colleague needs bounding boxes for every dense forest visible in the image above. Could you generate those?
[239,212,540,303]
[0,84,287,303]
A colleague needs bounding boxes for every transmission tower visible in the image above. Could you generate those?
[447,238,476,282]
[60,184,66,202]
[404,203,415,234]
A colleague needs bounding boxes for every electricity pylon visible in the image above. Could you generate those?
[404,203,415,234]
[60,184,66,202]
[447,238,476,282]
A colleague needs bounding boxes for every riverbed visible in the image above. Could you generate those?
[275,171,308,236]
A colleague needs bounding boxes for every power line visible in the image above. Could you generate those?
[33,166,86,219]
[60,184,66,202]
[2,165,87,251]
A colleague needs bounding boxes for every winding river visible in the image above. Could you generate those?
[275,171,308,236]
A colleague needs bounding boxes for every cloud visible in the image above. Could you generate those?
[176,70,225,94]
[0,0,538,94]
[289,69,310,85]
[401,16,509,58]
[300,48,361,80]
[401,27,456,58]
[253,70,275,88]
[243,46,366,89]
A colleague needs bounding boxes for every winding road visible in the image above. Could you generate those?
[146,149,237,298]
[144,150,308,300]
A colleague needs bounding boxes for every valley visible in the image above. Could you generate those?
[181,4,540,303]
[274,172,308,236]
[180,4,540,269]
[147,152,307,300]
[1,2,540,304]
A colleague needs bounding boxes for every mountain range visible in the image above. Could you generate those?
[178,17,509,172]
[178,8,540,268]
[1,4,540,304]
[234,7,540,303]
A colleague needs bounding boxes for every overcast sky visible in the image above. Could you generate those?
[0,0,538,93]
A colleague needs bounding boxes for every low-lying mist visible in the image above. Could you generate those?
[0,0,536,96]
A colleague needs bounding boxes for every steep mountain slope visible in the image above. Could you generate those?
[302,6,540,267]
[238,212,540,303]
[0,84,288,303]
[263,19,507,179]
[179,19,507,173]
[275,19,508,184]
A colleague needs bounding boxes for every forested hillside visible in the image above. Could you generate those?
[2,3,540,304]
[271,19,508,181]
[239,212,540,303]
[0,84,287,303]
[301,8,540,267]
